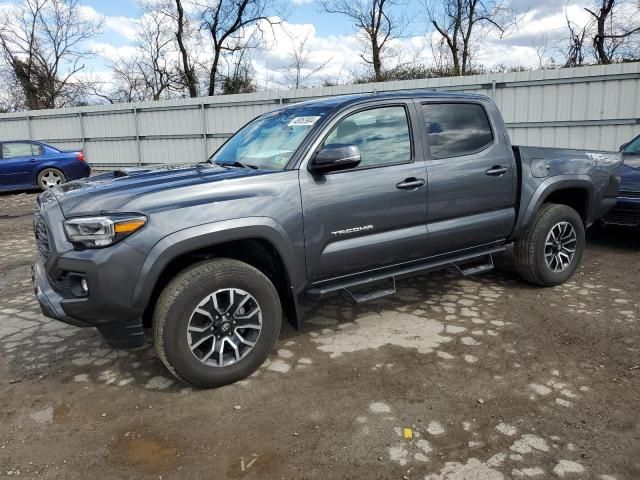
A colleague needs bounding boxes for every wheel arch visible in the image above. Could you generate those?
[133,219,305,330]
[35,164,66,182]
[514,176,595,237]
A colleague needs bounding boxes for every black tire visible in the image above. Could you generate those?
[514,203,585,287]
[153,258,282,388]
[37,168,66,190]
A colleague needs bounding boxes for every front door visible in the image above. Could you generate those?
[418,100,517,256]
[300,102,429,282]
[0,142,40,188]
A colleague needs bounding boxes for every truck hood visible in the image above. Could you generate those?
[619,163,640,192]
[46,164,275,217]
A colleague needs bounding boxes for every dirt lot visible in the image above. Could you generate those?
[0,191,638,480]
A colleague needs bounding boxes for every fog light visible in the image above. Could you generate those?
[80,278,89,295]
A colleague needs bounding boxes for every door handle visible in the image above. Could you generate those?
[29,159,37,162]
[486,165,508,177]
[396,177,426,190]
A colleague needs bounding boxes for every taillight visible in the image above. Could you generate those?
[76,151,85,162]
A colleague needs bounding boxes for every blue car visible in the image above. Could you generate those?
[0,140,91,192]
[602,134,640,228]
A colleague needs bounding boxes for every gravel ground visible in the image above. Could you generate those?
[0,191,639,480]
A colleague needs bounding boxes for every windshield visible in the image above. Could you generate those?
[624,135,640,155]
[210,106,333,170]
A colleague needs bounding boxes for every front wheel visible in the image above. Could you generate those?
[153,258,282,388]
[514,203,585,286]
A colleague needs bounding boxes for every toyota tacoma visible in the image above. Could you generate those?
[32,91,621,387]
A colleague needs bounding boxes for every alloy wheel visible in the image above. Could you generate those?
[544,221,577,272]
[40,170,63,188]
[186,288,262,367]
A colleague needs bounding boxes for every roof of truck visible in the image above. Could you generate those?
[287,89,490,110]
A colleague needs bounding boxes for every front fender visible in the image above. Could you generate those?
[513,175,595,237]
[130,216,305,309]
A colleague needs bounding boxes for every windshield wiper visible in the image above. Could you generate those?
[217,161,258,169]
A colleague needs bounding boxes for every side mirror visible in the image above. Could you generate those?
[309,144,361,174]
[619,142,628,152]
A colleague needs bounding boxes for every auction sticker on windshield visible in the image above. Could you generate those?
[288,116,321,127]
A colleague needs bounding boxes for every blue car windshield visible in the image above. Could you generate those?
[210,106,332,170]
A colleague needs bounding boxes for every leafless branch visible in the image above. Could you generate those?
[279,31,332,88]
[423,0,513,75]
[0,0,102,110]
[320,0,406,82]
[197,0,283,95]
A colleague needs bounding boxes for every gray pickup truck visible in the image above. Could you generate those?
[32,91,621,387]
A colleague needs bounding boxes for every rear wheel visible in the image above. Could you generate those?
[514,203,585,286]
[153,258,282,388]
[37,168,65,190]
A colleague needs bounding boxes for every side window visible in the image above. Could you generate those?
[2,143,37,159]
[422,103,494,159]
[624,136,640,155]
[322,106,411,168]
[31,143,43,156]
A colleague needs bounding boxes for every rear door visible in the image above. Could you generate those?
[0,142,42,188]
[299,101,429,282]
[418,100,517,256]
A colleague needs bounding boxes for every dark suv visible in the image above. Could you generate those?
[601,133,640,227]
[32,91,621,387]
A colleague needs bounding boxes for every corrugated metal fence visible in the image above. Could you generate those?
[1,63,639,166]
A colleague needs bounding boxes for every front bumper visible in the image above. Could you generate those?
[32,261,86,326]
[32,259,147,349]
[601,196,640,227]
[32,199,148,348]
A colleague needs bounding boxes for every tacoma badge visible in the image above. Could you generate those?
[331,225,374,236]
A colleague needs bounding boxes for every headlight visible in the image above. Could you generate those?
[64,215,147,248]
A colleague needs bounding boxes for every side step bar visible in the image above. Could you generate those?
[455,254,494,276]
[344,278,396,304]
[306,246,504,301]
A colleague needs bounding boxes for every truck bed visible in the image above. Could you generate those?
[511,146,621,235]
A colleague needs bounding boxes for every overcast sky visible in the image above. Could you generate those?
[0,0,627,89]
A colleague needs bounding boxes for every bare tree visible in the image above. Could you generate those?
[424,0,511,75]
[109,8,182,102]
[154,0,200,97]
[280,32,331,88]
[321,0,404,82]
[532,32,558,69]
[137,8,181,100]
[0,69,26,112]
[0,0,102,110]
[174,0,199,96]
[584,0,640,64]
[109,57,148,103]
[220,43,257,94]
[198,0,281,96]
[564,12,591,67]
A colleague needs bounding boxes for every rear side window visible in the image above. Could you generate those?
[2,142,41,159]
[422,103,493,159]
[322,106,412,168]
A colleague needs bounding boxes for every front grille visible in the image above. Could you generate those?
[619,190,640,198]
[602,209,640,227]
[34,209,51,262]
